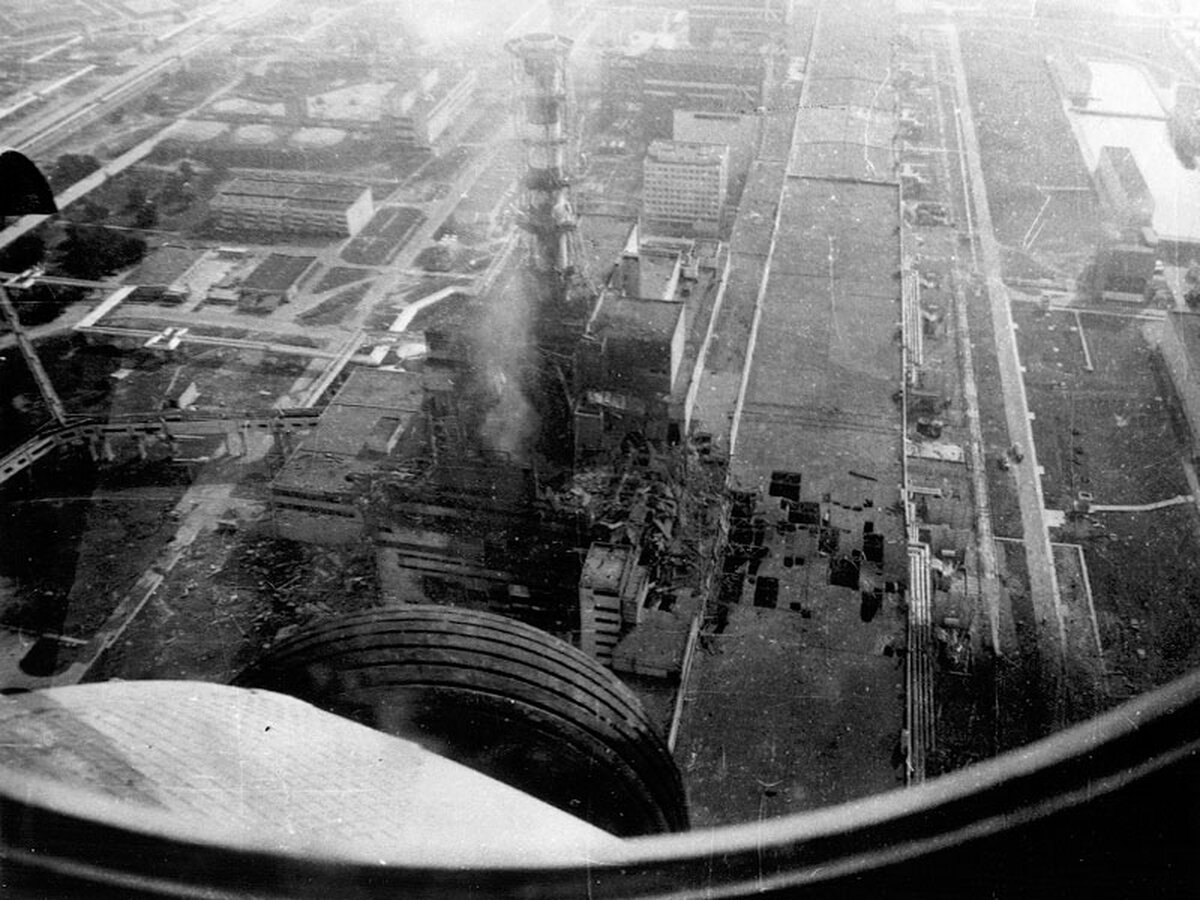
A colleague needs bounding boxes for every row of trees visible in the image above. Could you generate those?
[0,225,147,326]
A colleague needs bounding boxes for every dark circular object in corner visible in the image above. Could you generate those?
[0,148,57,216]
[234,606,689,837]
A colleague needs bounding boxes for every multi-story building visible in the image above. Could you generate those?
[687,0,794,45]
[210,174,374,237]
[301,65,477,154]
[642,139,729,236]
[601,46,770,134]
[574,223,726,456]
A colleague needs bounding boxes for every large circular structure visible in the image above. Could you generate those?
[234,605,689,837]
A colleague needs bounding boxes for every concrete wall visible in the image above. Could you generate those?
[1159,312,1200,450]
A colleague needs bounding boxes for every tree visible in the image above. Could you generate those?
[159,172,193,209]
[73,199,109,224]
[0,233,46,274]
[49,154,100,191]
[125,184,148,210]
[54,225,147,281]
[9,283,84,327]
[143,92,166,115]
[133,203,158,229]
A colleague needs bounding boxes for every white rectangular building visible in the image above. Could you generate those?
[642,139,729,236]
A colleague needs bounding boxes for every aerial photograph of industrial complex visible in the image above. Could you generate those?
[4,0,1200,896]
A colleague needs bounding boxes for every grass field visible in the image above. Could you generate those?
[1012,302,1200,698]
[960,28,1103,259]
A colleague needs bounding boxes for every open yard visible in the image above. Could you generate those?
[960,27,1103,267]
[1012,302,1200,698]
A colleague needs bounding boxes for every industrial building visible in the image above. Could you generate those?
[1063,60,1200,252]
[1094,145,1154,228]
[1088,236,1156,301]
[269,221,727,650]
[264,32,732,674]
[673,108,760,183]
[1046,51,1092,107]
[575,223,726,452]
[601,45,771,135]
[210,173,374,237]
[268,323,624,643]
[121,246,208,304]
[303,65,478,154]
[388,65,477,153]
[673,0,911,824]
[687,0,794,46]
[270,367,426,546]
[642,139,729,236]
[236,253,317,310]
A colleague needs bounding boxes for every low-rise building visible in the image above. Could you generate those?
[237,253,317,311]
[1090,237,1155,301]
[642,139,729,236]
[121,246,208,304]
[210,174,374,237]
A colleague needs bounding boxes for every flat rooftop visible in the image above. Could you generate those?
[788,105,896,182]
[579,215,638,288]
[646,140,729,166]
[216,176,367,210]
[636,252,681,301]
[241,254,316,293]
[272,369,425,494]
[800,3,894,111]
[124,246,206,287]
[596,294,683,340]
[678,177,905,827]
[329,367,426,410]
[735,179,901,463]
[1067,61,1200,245]
[1085,59,1166,119]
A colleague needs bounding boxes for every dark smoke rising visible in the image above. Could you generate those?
[475,269,540,462]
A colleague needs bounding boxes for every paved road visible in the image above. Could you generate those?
[943,25,1069,686]
[925,34,1002,654]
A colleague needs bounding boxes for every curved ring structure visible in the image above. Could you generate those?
[234,605,690,837]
